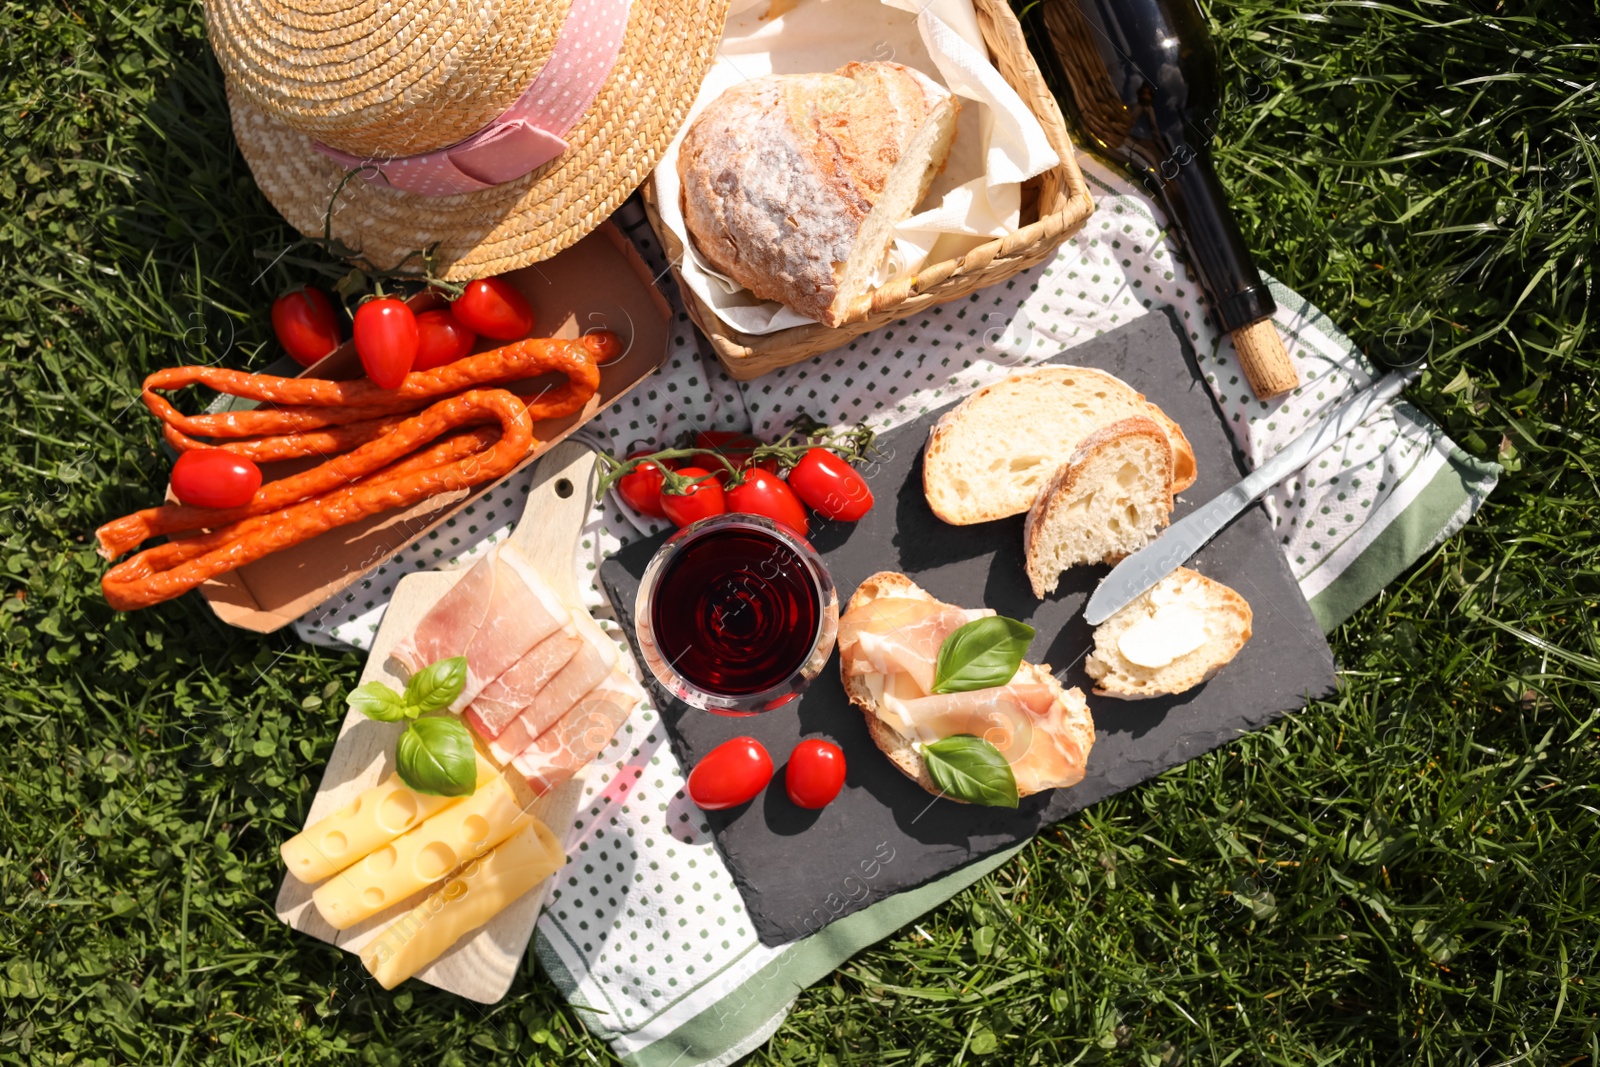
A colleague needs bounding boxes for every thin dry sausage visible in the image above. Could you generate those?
[99,421,505,560]
[142,334,606,451]
[101,390,534,611]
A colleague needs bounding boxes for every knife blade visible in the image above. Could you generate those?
[1082,365,1423,626]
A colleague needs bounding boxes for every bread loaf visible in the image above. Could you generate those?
[1083,568,1252,698]
[1023,416,1175,597]
[677,61,960,327]
[922,366,1197,525]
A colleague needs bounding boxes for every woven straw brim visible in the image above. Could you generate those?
[229,0,730,280]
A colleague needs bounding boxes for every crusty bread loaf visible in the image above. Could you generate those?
[922,366,1197,525]
[678,61,960,327]
[1084,567,1252,698]
[840,571,1094,800]
[1023,416,1175,597]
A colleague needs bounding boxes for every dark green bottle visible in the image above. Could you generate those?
[1027,0,1298,397]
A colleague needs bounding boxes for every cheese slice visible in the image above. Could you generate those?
[311,771,533,931]
[360,818,565,990]
[281,755,498,885]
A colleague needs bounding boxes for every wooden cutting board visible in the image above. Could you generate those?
[274,440,601,1003]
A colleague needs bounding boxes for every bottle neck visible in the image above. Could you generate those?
[1137,148,1275,334]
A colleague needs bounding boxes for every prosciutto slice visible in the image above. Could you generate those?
[837,596,991,693]
[511,672,645,796]
[391,543,570,710]
[486,614,618,765]
[464,625,584,742]
[391,548,499,671]
[880,684,1092,794]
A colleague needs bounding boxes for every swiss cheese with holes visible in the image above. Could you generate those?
[311,772,534,931]
[281,756,499,885]
[361,819,565,989]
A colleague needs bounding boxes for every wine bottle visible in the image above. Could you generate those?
[1027,0,1298,398]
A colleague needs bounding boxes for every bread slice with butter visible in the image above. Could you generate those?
[1084,568,1252,698]
[1023,416,1175,597]
[839,572,1095,801]
[922,366,1196,525]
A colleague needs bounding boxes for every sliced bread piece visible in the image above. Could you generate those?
[1083,567,1252,698]
[922,366,1197,524]
[1023,416,1174,598]
[839,572,1095,800]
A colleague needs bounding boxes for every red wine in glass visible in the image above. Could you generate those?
[636,515,839,714]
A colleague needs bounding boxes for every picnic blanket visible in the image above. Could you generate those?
[293,155,1499,1066]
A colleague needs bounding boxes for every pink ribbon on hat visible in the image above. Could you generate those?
[313,0,632,197]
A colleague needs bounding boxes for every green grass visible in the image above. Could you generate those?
[1,0,1597,1063]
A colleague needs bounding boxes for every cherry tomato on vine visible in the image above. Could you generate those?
[688,737,774,811]
[616,451,676,518]
[786,448,874,522]
[692,430,776,485]
[785,739,845,809]
[170,449,262,509]
[450,277,536,340]
[411,308,477,371]
[659,467,727,528]
[271,287,342,367]
[352,298,418,389]
[725,468,809,537]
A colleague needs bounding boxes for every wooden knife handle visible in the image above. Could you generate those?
[1230,318,1300,399]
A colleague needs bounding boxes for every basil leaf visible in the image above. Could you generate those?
[347,681,410,722]
[922,735,1019,808]
[931,617,1035,694]
[395,717,478,797]
[404,656,468,716]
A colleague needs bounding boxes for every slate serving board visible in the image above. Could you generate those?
[600,311,1339,946]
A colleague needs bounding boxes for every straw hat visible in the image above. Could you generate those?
[206,0,730,279]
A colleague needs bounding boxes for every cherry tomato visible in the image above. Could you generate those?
[411,308,476,371]
[616,451,676,518]
[169,449,263,509]
[786,448,874,522]
[582,329,626,364]
[785,739,846,809]
[450,277,536,340]
[724,468,809,537]
[271,287,342,367]
[692,430,776,485]
[660,466,727,528]
[352,298,419,389]
[688,737,774,811]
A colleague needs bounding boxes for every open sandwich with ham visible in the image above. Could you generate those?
[392,541,644,796]
[837,571,1096,801]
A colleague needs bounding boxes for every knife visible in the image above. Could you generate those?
[1082,365,1423,625]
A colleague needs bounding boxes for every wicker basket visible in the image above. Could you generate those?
[642,0,1094,381]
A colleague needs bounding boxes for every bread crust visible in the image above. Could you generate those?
[1022,416,1174,597]
[839,572,1094,800]
[677,62,955,326]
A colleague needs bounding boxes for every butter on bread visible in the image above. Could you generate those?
[922,366,1196,526]
[1084,568,1252,698]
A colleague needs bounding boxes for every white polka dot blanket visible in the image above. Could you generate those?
[293,156,1498,1067]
